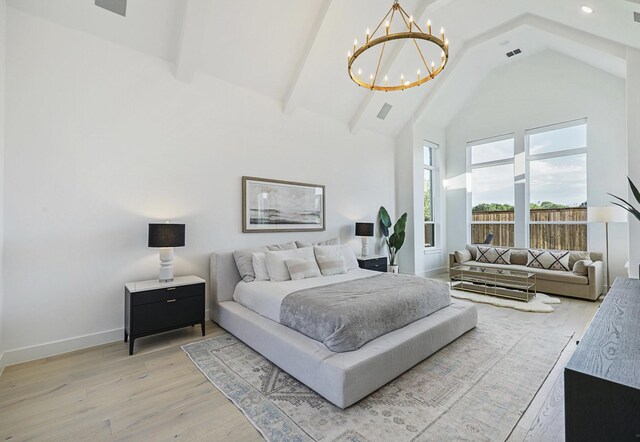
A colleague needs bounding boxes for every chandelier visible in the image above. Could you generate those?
[347,1,449,92]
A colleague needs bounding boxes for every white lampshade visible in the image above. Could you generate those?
[587,206,628,223]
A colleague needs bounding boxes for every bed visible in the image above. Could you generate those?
[209,250,478,409]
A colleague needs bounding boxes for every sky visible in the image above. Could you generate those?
[471,123,587,207]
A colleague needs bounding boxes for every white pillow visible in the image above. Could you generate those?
[252,252,270,281]
[265,247,316,282]
[284,258,321,280]
[314,245,347,276]
[341,245,359,271]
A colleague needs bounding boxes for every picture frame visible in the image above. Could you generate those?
[242,176,326,233]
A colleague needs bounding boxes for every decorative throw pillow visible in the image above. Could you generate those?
[527,249,571,272]
[314,245,347,276]
[284,259,322,280]
[295,238,340,248]
[265,247,315,282]
[476,246,511,265]
[252,252,270,281]
[465,244,478,260]
[569,251,591,270]
[454,249,472,264]
[341,245,359,271]
[572,259,593,276]
[233,241,297,282]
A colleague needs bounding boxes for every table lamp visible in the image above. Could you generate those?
[355,222,374,258]
[587,206,627,289]
[148,223,185,282]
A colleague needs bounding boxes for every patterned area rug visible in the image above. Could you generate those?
[182,317,572,441]
[451,290,561,313]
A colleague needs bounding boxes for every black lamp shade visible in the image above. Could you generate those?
[148,223,185,248]
[355,222,374,237]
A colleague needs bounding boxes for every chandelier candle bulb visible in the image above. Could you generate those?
[441,27,445,41]
[427,19,432,34]
[366,28,370,42]
[409,15,413,30]
[385,20,390,35]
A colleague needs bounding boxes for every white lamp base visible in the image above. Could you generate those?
[360,237,369,258]
[158,247,174,282]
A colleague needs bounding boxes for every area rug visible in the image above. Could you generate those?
[451,290,561,313]
[182,317,572,441]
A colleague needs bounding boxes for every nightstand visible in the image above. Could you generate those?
[357,255,388,272]
[124,275,205,355]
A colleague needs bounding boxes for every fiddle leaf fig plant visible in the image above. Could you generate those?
[379,206,408,266]
[608,177,640,222]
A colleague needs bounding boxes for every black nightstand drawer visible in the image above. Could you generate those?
[357,257,388,272]
[130,295,204,335]
[130,283,204,306]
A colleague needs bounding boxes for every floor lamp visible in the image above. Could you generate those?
[587,206,627,290]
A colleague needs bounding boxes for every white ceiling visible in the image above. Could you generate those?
[7,0,640,138]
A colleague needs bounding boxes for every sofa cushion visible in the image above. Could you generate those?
[455,249,472,264]
[477,246,511,265]
[527,249,571,272]
[466,244,478,260]
[463,261,588,285]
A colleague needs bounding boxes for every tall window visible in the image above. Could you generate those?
[424,141,438,248]
[527,120,587,251]
[468,136,515,247]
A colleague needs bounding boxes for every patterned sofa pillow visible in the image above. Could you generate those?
[476,246,511,265]
[527,249,570,271]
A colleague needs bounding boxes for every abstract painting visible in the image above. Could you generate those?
[242,176,325,232]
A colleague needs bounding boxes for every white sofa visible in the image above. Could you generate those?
[449,245,605,301]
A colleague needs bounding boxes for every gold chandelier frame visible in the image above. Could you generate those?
[347,1,449,92]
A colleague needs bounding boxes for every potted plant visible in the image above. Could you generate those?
[379,206,408,273]
[609,177,640,221]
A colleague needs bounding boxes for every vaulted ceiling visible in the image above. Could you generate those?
[8,0,640,138]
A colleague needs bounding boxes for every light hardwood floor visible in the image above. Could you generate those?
[0,294,600,441]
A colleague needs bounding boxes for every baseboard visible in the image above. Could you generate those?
[2,308,211,367]
[2,328,124,367]
[417,266,448,278]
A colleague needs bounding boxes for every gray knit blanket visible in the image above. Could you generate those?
[280,273,451,352]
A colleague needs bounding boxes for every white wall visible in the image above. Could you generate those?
[446,50,628,280]
[395,120,448,277]
[0,0,6,371]
[2,9,395,363]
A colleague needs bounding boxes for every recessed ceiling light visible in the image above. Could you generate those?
[581,5,594,14]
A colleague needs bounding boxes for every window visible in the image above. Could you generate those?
[424,141,438,248]
[527,120,587,251]
[468,136,515,247]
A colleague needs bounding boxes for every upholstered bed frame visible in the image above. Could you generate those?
[209,251,478,408]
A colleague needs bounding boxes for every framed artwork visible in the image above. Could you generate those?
[242,176,325,233]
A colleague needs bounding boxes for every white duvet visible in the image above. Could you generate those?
[232,268,377,323]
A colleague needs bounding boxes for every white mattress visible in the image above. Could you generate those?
[232,268,377,322]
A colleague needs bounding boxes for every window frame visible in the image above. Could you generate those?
[424,141,439,249]
[467,134,516,247]
[525,118,588,249]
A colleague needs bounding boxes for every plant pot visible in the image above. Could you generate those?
[388,265,399,274]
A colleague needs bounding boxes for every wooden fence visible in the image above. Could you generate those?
[471,207,587,251]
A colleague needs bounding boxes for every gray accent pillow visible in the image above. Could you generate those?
[510,249,528,266]
[569,251,591,269]
[295,237,340,248]
[465,244,478,260]
[233,241,297,282]
[573,259,593,276]
[454,249,472,264]
[285,258,322,280]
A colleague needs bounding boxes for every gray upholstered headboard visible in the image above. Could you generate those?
[209,252,241,323]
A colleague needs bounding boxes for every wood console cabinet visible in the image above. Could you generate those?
[564,278,640,441]
[124,275,205,355]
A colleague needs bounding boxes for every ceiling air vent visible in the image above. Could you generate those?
[377,103,393,120]
[95,0,127,17]
[634,11,640,23]
[506,48,522,58]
